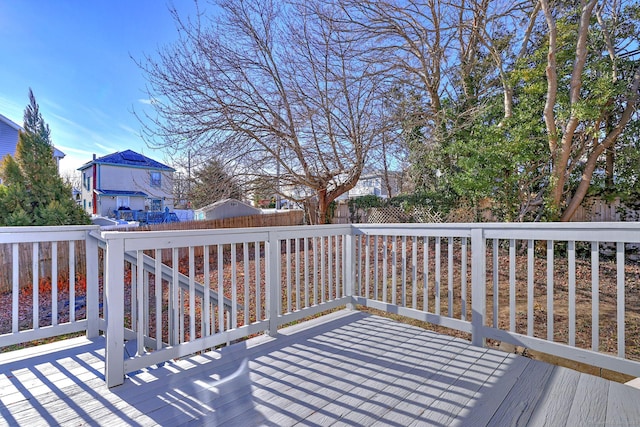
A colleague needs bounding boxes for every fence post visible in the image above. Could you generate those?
[471,227,486,347]
[85,229,99,338]
[104,235,125,388]
[345,230,356,310]
[266,232,280,337]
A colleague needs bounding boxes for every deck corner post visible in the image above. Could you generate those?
[85,229,100,338]
[104,235,126,388]
[266,233,280,337]
[345,230,356,310]
[471,227,486,348]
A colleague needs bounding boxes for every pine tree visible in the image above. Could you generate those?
[0,89,90,226]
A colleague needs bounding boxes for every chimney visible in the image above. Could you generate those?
[93,154,96,160]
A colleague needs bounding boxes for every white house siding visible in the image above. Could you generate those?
[80,164,174,217]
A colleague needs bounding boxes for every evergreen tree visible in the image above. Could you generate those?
[0,89,90,226]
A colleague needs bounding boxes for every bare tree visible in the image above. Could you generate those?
[337,0,534,187]
[138,0,387,223]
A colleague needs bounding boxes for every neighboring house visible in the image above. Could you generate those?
[194,198,260,220]
[0,113,66,182]
[78,150,175,217]
[348,171,402,199]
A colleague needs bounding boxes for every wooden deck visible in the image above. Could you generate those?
[1,310,640,427]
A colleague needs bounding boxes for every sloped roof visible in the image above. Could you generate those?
[78,149,175,171]
[196,198,260,213]
[0,113,22,131]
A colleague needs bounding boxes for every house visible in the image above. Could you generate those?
[348,170,402,199]
[77,149,175,217]
[194,197,260,220]
[0,113,66,178]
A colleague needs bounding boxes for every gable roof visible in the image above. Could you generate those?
[0,113,22,132]
[78,149,175,172]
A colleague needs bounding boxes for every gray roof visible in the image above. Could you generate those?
[78,149,175,172]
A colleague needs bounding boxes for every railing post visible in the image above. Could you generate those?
[104,235,125,388]
[471,227,486,347]
[266,232,280,337]
[345,231,356,310]
[85,230,99,338]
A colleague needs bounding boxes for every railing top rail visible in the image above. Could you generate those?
[0,225,100,244]
[354,222,640,242]
[354,221,640,230]
[100,223,354,251]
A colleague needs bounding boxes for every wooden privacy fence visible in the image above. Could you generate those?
[0,211,304,291]
[570,197,640,222]
[124,210,305,232]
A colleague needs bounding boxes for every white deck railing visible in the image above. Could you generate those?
[2,223,640,387]
[0,225,101,347]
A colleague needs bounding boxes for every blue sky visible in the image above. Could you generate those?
[0,1,199,176]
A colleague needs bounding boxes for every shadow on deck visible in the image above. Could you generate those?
[1,310,640,426]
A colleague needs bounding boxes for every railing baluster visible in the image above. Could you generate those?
[171,248,179,345]
[461,237,468,321]
[231,243,237,328]
[313,237,318,306]
[189,246,196,340]
[286,238,291,313]
[33,242,39,329]
[304,237,309,308]
[412,236,417,309]
[392,237,397,306]
[143,267,150,338]
[527,239,534,337]
[449,237,454,318]
[568,241,576,346]
[130,261,136,332]
[383,236,388,303]
[137,251,144,355]
[336,235,340,299]
[509,239,516,332]
[328,235,333,301]
[492,238,499,328]
[255,241,262,321]
[547,240,554,341]
[69,241,75,323]
[321,237,326,303]
[435,237,440,315]
[617,242,625,358]
[374,236,379,301]
[423,236,429,312]
[592,241,599,352]
[295,237,300,310]
[52,241,58,326]
[12,243,19,333]
[157,249,164,349]
[244,243,250,325]
[365,235,370,299]
[218,244,224,332]
[204,245,211,335]
[402,236,407,307]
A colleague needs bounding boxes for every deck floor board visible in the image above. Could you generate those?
[1,310,640,427]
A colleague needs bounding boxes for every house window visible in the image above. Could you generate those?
[150,172,161,187]
[150,199,162,211]
[117,196,130,209]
